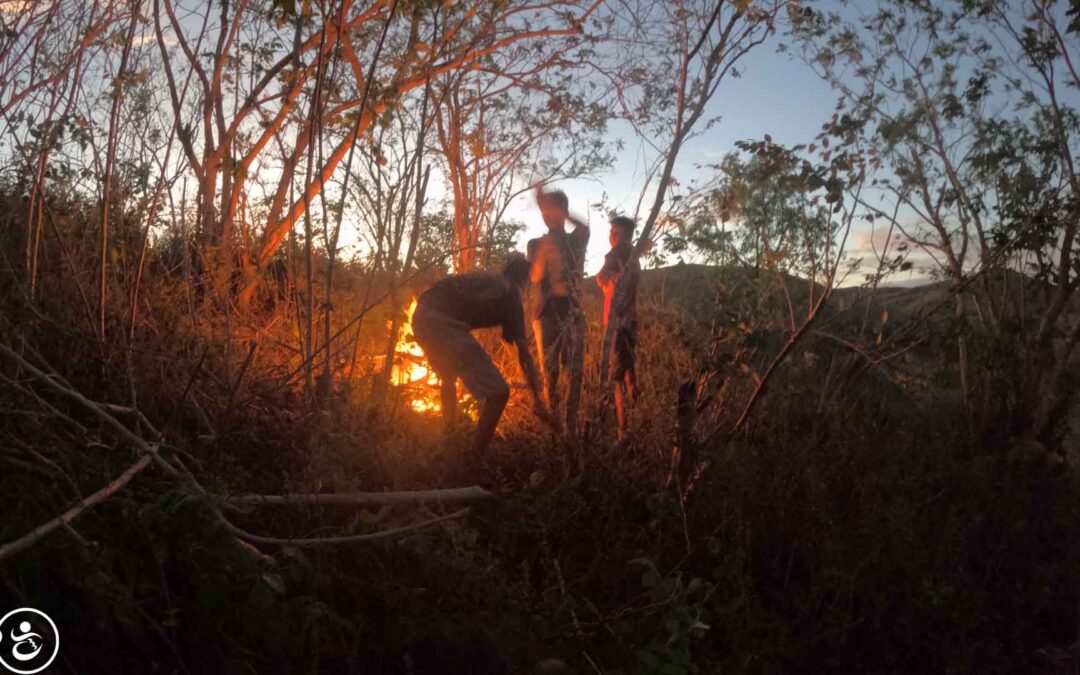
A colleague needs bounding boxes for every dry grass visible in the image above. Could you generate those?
[3,190,1080,674]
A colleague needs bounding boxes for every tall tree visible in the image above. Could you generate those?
[800,0,1080,439]
[663,150,836,278]
[596,0,805,381]
[243,0,607,300]
[429,14,612,271]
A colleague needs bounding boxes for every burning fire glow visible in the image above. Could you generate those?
[391,299,442,413]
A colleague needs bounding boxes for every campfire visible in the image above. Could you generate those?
[390,298,442,413]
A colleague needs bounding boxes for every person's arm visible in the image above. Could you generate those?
[529,238,546,284]
[597,249,621,290]
[528,243,544,323]
[567,213,589,237]
[515,336,562,432]
[610,259,639,328]
[504,291,557,427]
[514,336,544,406]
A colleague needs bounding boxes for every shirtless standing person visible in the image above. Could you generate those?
[596,216,640,442]
[411,256,550,455]
[527,188,589,436]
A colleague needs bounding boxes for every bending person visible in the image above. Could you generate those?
[412,256,552,455]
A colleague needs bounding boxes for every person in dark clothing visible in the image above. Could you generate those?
[411,256,552,455]
[527,187,589,436]
[596,216,640,442]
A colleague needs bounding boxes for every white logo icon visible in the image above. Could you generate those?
[0,609,58,674]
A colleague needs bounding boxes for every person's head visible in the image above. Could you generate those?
[502,255,531,290]
[536,189,568,230]
[609,216,636,247]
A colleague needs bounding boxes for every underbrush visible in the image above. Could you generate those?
[2,209,1080,673]
[6,314,1079,675]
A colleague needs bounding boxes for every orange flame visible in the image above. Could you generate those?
[391,299,442,413]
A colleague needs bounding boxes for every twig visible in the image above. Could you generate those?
[0,454,154,562]
[552,557,583,635]
[582,651,604,675]
[0,343,179,478]
[732,293,829,432]
[0,455,54,478]
[98,402,164,440]
[1,340,479,555]
[221,486,495,507]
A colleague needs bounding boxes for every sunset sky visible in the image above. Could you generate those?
[500,31,896,281]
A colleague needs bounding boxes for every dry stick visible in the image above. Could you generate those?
[1,373,88,435]
[98,2,141,341]
[299,9,332,392]
[324,0,394,393]
[0,343,179,478]
[0,454,154,562]
[732,292,828,432]
[222,486,494,507]
[0,344,482,552]
[730,172,861,433]
[809,330,903,373]
[0,455,54,479]
[26,64,68,296]
[224,341,258,416]
[129,95,191,338]
[218,507,470,547]
[275,245,479,390]
[581,652,604,675]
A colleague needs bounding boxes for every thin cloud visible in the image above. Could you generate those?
[133,32,178,48]
[851,226,908,257]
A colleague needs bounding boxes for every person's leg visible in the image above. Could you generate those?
[440,377,457,434]
[412,306,458,434]
[614,378,627,443]
[455,334,511,456]
[474,387,510,455]
[533,319,551,408]
[624,326,637,403]
[565,310,586,437]
[612,326,636,443]
[540,311,563,413]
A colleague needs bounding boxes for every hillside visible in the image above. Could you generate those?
[587,262,1060,331]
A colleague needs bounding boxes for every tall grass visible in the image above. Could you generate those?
[2,185,1079,674]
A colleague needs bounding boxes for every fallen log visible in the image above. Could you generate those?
[220,486,496,507]
[219,507,471,547]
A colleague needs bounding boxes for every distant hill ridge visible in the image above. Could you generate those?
[586,262,1055,328]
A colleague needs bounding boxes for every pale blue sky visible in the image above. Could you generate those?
[504,38,842,275]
